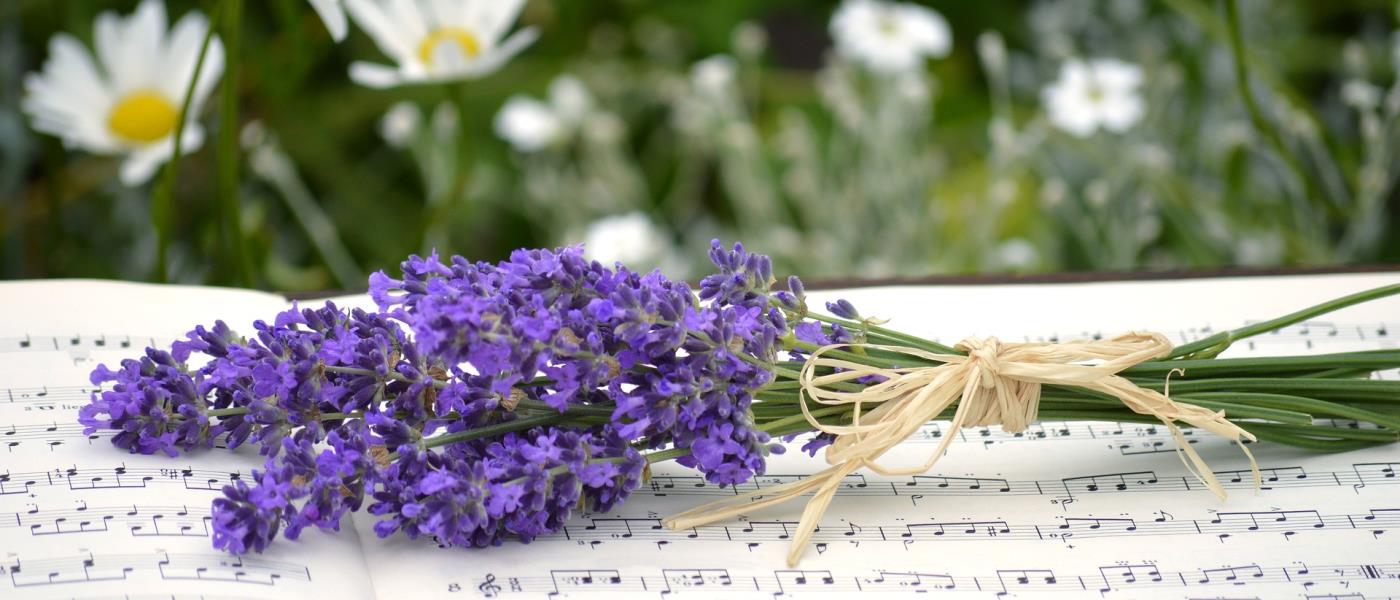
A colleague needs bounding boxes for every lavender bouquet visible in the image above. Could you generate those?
[79,242,1400,563]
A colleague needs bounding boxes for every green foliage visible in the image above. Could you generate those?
[2,0,1397,289]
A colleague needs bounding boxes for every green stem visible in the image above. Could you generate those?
[1242,422,1394,451]
[1167,284,1400,358]
[249,135,363,287]
[151,0,223,282]
[217,0,248,286]
[207,407,250,417]
[757,405,852,433]
[643,447,692,465]
[514,398,615,416]
[800,309,958,354]
[1039,391,1314,424]
[1223,0,1329,220]
[409,413,568,456]
[422,82,473,253]
[1131,377,1400,404]
[784,337,913,370]
[1126,350,1400,377]
[1177,391,1400,431]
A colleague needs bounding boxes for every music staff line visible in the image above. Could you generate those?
[3,502,212,538]
[1,464,239,495]
[903,418,1384,449]
[466,560,1400,597]
[2,384,98,405]
[1017,320,1396,350]
[6,460,1394,504]
[0,415,1329,457]
[648,462,1400,501]
[0,551,310,588]
[0,334,160,356]
[0,417,1207,452]
[538,507,1400,546]
[1,415,1374,468]
[3,320,1392,358]
[5,501,1396,545]
[0,422,108,451]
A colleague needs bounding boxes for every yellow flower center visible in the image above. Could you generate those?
[418,27,482,65]
[877,16,900,36]
[107,90,178,144]
[1086,84,1106,103]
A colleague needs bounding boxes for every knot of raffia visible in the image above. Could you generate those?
[663,332,1260,567]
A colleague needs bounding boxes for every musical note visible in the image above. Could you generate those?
[4,550,309,587]
[660,568,733,593]
[542,506,1400,547]
[458,560,1400,597]
[0,463,244,494]
[613,463,1400,502]
[773,569,838,594]
[548,569,631,595]
[0,334,159,357]
[1,384,100,405]
[994,568,1060,595]
[477,573,502,598]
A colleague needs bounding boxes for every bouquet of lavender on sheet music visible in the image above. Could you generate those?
[78,242,1400,564]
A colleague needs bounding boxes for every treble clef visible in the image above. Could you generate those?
[478,573,502,597]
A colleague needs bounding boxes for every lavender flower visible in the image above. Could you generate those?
[80,347,218,456]
[83,302,428,458]
[86,241,837,555]
[78,240,1400,569]
[825,299,860,320]
[367,425,642,548]
[371,244,785,485]
[211,470,290,554]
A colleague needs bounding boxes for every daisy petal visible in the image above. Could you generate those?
[188,35,226,116]
[21,36,119,153]
[348,61,408,88]
[124,0,168,90]
[476,0,528,46]
[494,95,561,152]
[459,26,537,78]
[1099,94,1145,132]
[160,11,213,101]
[119,123,204,186]
[309,0,349,41]
[344,0,419,64]
[1093,59,1144,93]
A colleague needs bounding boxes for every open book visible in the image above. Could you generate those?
[1,273,1396,599]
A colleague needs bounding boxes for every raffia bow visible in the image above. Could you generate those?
[663,332,1261,566]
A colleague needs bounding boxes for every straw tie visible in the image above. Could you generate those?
[663,332,1260,566]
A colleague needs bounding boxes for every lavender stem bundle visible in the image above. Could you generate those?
[78,242,1400,561]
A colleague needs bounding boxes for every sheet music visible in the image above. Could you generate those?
[2,273,1398,599]
[336,272,1400,599]
[0,281,378,600]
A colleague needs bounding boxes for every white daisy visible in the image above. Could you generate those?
[309,0,349,42]
[581,212,669,267]
[344,0,538,88]
[829,0,952,73]
[21,0,224,186]
[691,55,738,99]
[493,75,593,153]
[379,101,422,148]
[1042,58,1145,137]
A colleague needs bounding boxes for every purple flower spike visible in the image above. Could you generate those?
[86,240,837,556]
[212,471,290,554]
[825,299,860,320]
[80,348,220,456]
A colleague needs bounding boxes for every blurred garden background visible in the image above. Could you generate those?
[3,0,1399,292]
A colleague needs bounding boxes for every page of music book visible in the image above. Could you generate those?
[0,272,1397,600]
